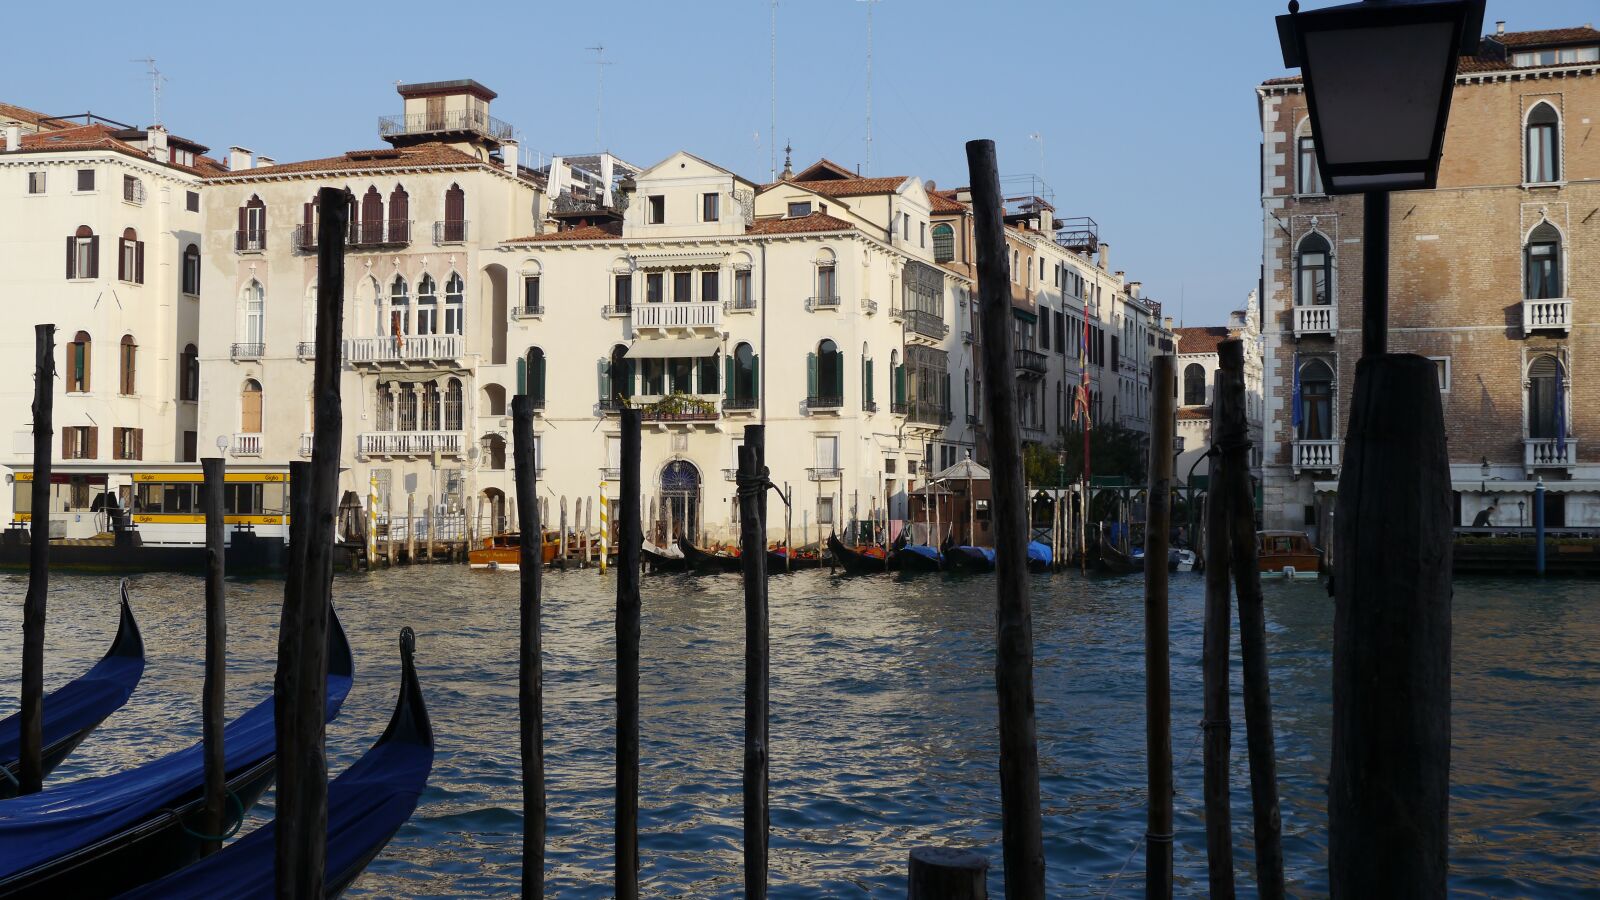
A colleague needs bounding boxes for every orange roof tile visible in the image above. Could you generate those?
[1264,26,1600,87]
[790,176,908,197]
[792,158,858,181]
[204,142,485,180]
[504,223,622,243]
[1174,326,1231,357]
[1177,407,1212,421]
[928,191,966,214]
[0,102,58,129]
[746,211,856,235]
[1493,25,1600,47]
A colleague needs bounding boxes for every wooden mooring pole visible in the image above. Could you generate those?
[1217,340,1285,898]
[616,410,643,899]
[736,423,770,899]
[19,323,54,795]
[274,186,347,897]
[511,395,545,897]
[965,138,1045,899]
[1143,355,1176,897]
[201,457,229,854]
[908,847,988,900]
[1330,354,1452,896]
[1201,371,1237,898]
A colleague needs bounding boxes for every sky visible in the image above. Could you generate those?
[5,0,1593,324]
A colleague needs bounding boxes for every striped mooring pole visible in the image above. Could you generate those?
[599,480,609,574]
[366,470,379,568]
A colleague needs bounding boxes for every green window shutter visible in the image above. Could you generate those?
[598,358,611,402]
[943,372,952,417]
[516,357,527,396]
[533,353,547,401]
[895,364,905,405]
[866,358,875,403]
[724,354,734,400]
[806,352,818,399]
[752,353,760,400]
[833,352,844,399]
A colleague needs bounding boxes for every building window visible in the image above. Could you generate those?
[731,342,758,405]
[76,169,95,191]
[818,496,835,525]
[239,195,266,251]
[112,427,143,461]
[182,244,201,295]
[1525,222,1562,299]
[613,273,631,312]
[240,379,263,433]
[1297,233,1332,306]
[444,378,464,430]
[646,272,664,303]
[67,225,98,279]
[787,201,811,218]
[522,275,541,313]
[931,223,954,262]
[1297,136,1323,195]
[118,227,145,284]
[702,192,719,222]
[416,275,438,335]
[817,264,836,302]
[241,280,265,346]
[1527,354,1564,439]
[733,269,752,309]
[441,183,466,241]
[445,273,465,334]
[62,426,98,459]
[180,344,199,401]
[27,171,45,194]
[1526,102,1561,184]
[1296,359,1334,440]
[67,331,91,392]
[525,347,547,404]
[673,271,692,303]
[810,339,843,403]
[390,277,410,334]
[700,270,719,304]
[647,195,665,224]
[919,221,926,248]
[186,190,199,212]
[1429,356,1451,392]
[1514,46,1600,67]
[122,174,145,205]
[119,335,137,395]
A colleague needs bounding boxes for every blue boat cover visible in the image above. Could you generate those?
[1027,541,1053,567]
[1,596,144,782]
[903,544,942,564]
[950,545,997,567]
[0,674,351,882]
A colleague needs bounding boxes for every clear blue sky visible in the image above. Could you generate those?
[6,0,1592,323]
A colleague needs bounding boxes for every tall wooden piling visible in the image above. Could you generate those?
[424,496,436,562]
[1217,340,1284,898]
[1330,354,1452,896]
[406,494,416,563]
[1143,355,1176,897]
[736,424,770,899]
[616,410,643,899]
[908,847,989,900]
[19,323,55,795]
[275,186,348,898]
[965,138,1045,899]
[201,457,229,853]
[511,396,546,897]
[384,490,394,566]
[1201,372,1237,899]
[559,497,569,569]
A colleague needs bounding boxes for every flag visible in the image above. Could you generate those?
[1556,356,1567,456]
[391,310,404,353]
[1291,355,1302,429]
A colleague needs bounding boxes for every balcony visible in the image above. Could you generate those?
[805,395,844,413]
[232,343,265,360]
[234,230,266,253]
[1022,424,1049,444]
[632,301,721,334]
[1293,304,1338,338]
[640,404,720,427]
[1293,439,1341,474]
[597,398,624,416]
[233,434,262,457]
[863,400,879,414]
[344,334,464,368]
[511,304,544,319]
[1054,215,1099,254]
[433,220,469,244]
[724,297,757,314]
[1015,348,1049,377]
[299,433,314,458]
[723,468,739,481]
[805,295,841,312]
[860,298,879,316]
[122,178,145,206]
[906,399,952,428]
[905,309,950,342]
[602,304,632,318]
[888,305,904,322]
[296,341,316,360]
[1525,438,1577,471]
[601,466,622,482]
[296,220,412,253]
[357,431,465,458]
[724,397,758,415]
[891,401,907,415]
[379,110,514,143]
[962,330,977,345]
[1522,298,1571,335]
[807,467,843,481]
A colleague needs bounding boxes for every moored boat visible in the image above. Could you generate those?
[467,531,557,571]
[945,545,996,573]
[1258,530,1321,578]
[898,544,943,573]
[641,540,687,573]
[826,533,897,574]
[766,546,822,572]
[677,537,743,574]
[1027,541,1053,573]
[1096,539,1142,575]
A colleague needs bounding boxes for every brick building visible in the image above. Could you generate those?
[1258,23,1600,545]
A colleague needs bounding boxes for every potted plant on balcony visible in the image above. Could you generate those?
[642,393,718,422]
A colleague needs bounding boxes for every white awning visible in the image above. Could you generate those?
[1451,480,1600,495]
[625,338,720,359]
[632,252,729,269]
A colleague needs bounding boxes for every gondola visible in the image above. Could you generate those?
[121,627,433,899]
[766,548,823,572]
[826,534,897,574]
[1096,539,1143,575]
[677,537,743,574]
[640,540,687,573]
[945,545,996,573]
[1,583,145,800]
[897,544,943,573]
[0,607,354,897]
[1027,540,1053,573]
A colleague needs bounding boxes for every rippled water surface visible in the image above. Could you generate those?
[2,567,1597,897]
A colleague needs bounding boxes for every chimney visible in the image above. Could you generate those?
[1128,281,1142,299]
[4,125,20,152]
[1098,241,1111,271]
[501,138,519,174]
[255,156,274,168]
[228,146,252,171]
[1164,316,1174,330]
[1495,20,1505,35]
[146,125,168,161]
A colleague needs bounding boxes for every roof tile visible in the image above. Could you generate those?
[1174,325,1231,357]
[204,142,483,180]
[746,211,856,235]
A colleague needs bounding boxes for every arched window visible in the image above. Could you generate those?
[240,379,263,433]
[357,186,384,244]
[240,280,265,348]
[390,277,410,335]
[1525,222,1562,300]
[1183,363,1206,406]
[731,342,758,406]
[67,225,98,279]
[1527,355,1564,439]
[445,273,465,335]
[931,223,955,262]
[482,383,506,417]
[180,344,199,401]
[239,195,266,251]
[525,347,547,405]
[1296,119,1323,195]
[811,339,842,403]
[1297,360,1333,441]
[182,244,201,295]
[416,275,438,335]
[303,282,319,343]
[815,252,838,305]
[441,183,466,242]
[1526,102,1560,184]
[398,384,419,431]
[610,343,634,400]
[1297,233,1331,307]
[389,184,411,243]
[119,335,137,395]
[118,227,145,284]
[421,382,441,430]
[860,342,874,410]
[67,331,92,392]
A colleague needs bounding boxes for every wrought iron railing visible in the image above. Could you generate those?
[807,467,843,481]
[805,395,844,410]
[231,342,265,360]
[906,309,949,339]
[433,220,469,243]
[1014,348,1049,374]
[511,305,544,318]
[804,295,841,311]
[296,341,316,360]
[234,230,266,253]
[724,397,758,412]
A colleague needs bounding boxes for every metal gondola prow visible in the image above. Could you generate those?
[107,580,146,660]
[379,628,433,748]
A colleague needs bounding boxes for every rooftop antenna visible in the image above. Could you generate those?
[132,57,165,126]
[1028,132,1046,201]
[770,0,779,182]
[857,0,880,176]
[586,44,613,151]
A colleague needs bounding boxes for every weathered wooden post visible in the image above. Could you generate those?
[583,495,593,567]
[1202,372,1236,899]
[966,138,1045,899]
[1143,355,1177,898]
[616,410,643,899]
[908,847,988,900]
[405,493,416,564]
[736,424,770,899]
[509,496,518,535]
[201,457,229,854]
[476,495,486,549]
[18,323,54,795]
[1331,354,1452,896]
[511,395,545,897]
[275,186,348,897]
[558,496,569,570]
[384,488,394,567]
[424,496,436,562]
[1217,340,1284,898]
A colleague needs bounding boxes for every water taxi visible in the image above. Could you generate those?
[1258,530,1322,579]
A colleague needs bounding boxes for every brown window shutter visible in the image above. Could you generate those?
[134,428,143,460]
[62,428,71,459]
[87,426,98,459]
[66,236,76,279]
[303,201,313,229]
[118,239,127,281]
[239,205,248,234]
[88,236,99,278]
[135,241,145,283]
[112,428,123,460]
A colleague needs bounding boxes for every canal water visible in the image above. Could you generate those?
[1,567,1596,897]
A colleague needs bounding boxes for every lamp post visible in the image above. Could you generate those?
[1277,1,1484,894]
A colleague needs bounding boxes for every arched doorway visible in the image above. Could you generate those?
[480,487,507,535]
[481,433,507,470]
[660,460,702,542]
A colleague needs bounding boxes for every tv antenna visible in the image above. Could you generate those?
[770,0,779,182]
[132,57,166,126]
[586,44,613,151]
[857,0,880,176]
